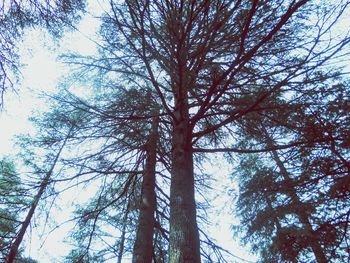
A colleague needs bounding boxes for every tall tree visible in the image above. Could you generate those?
[91,1,349,261]
[233,78,349,262]
[29,86,166,262]
[6,118,76,263]
[58,55,239,262]
[34,77,231,261]
[0,158,38,263]
[26,1,348,261]
[132,116,159,263]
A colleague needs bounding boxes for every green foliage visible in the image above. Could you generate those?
[234,79,350,261]
[0,157,37,262]
[1,0,348,261]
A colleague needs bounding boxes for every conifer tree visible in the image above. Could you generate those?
[90,1,349,261]
[4,0,348,261]
[0,158,37,262]
[233,79,349,262]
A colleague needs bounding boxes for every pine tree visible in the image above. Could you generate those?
[6,0,347,261]
[91,1,349,261]
[233,79,349,262]
[30,86,165,262]
[133,116,159,263]
[0,158,38,263]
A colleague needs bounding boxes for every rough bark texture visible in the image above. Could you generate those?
[132,117,158,263]
[169,105,201,263]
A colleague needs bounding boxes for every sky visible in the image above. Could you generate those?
[0,6,258,263]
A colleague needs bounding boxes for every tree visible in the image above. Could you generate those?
[32,79,231,261]
[8,0,347,261]
[6,131,71,263]
[4,104,85,262]
[29,86,165,262]
[132,116,159,263]
[0,158,25,260]
[91,1,349,261]
[55,59,240,261]
[233,79,349,262]
[0,0,85,107]
[0,158,38,263]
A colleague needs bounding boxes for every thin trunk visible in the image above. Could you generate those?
[6,136,68,263]
[263,132,327,263]
[264,194,290,262]
[6,176,51,263]
[118,199,130,263]
[169,105,201,263]
[132,117,158,263]
[271,149,327,263]
[265,194,282,231]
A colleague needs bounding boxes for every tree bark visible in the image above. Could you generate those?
[132,117,158,263]
[270,148,327,263]
[262,131,327,263]
[118,198,130,263]
[169,105,201,263]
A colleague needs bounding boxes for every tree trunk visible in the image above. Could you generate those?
[118,198,130,263]
[263,131,327,263]
[6,174,51,263]
[6,136,68,263]
[271,148,327,263]
[132,117,158,263]
[169,106,201,263]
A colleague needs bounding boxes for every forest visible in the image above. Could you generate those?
[0,0,349,262]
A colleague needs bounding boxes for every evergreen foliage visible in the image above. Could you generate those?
[0,0,349,262]
[0,158,38,263]
[233,79,350,262]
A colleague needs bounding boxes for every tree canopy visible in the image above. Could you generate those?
[1,0,349,262]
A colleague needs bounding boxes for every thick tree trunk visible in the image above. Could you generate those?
[132,117,158,263]
[169,108,201,263]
